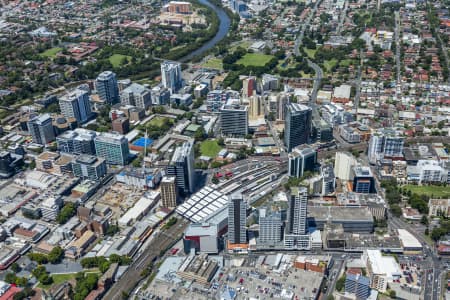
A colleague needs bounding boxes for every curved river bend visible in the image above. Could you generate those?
[179,0,231,62]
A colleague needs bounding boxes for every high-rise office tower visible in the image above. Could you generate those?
[120,83,152,110]
[56,128,97,155]
[352,166,376,194]
[321,164,336,195]
[288,146,317,178]
[167,141,195,195]
[242,76,256,98]
[287,186,308,235]
[27,114,55,145]
[334,151,357,181]
[59,88,93,124]
[258,207,282,244]
[284,103,312,152]
[262,74,279,91]
[284,186,310,249]
[94,132,130,165]
[276,93,289,120]
[228,193,247,244]
[161,61,182,94]
[96,71,119,104]
[160,176,178,208]
[219,103,248,136]
[248,95,263,118]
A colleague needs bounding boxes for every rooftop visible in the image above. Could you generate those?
[308,206,373,221]
[176,186,228,223]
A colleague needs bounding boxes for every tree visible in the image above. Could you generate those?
[56,203,76,224]
[431,227,445,241]
[109,254,121,263]
[48,246,64,264]
[131,155,143,168]
[5,273,17,284]
[32,265,53,285]
[335,275,346,292]
[194,128,206,141]
[390,204,402,217]
[421,215,429,225]
[389,289,396,298]
[11,262,21,273]
[326,296,335,300]
[351,149,360,158]
[212,177,219,184]
[106,224,120,236]
[99,261,111,273]
[28,252,48,264]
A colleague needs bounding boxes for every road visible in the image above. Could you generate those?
[336,0,348,35]
[294,0,322,57]
[436,33,450,84]
[307,59,323,118]
[103,219,189,300]
[394,11,402,98]
[353,50,363,111]
[388,212,443,300]
[324,258,345,299]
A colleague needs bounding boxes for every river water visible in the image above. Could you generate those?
[179,0,231,62]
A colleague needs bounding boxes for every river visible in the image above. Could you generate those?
[179,0,231,62]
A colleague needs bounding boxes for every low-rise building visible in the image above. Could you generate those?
[363,249,401,292]
[177,254,219,285]
[428,199,450,217]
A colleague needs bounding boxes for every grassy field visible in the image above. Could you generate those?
[340,59,354,67]
[202,58,223,69]
[38,273,76,289]
[236,53,274,67]
[300,71,311,78]
[324,59,338,72]
[304,47,317,59]
[148,116,171,127]
[230,41,251,52]
[41,47,62,58]
[109,54,132,68]
[403,185,450,198]
[200,140,222,157]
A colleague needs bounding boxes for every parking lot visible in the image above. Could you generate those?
[214,264,324,300]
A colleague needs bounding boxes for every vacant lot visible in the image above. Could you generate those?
[109,54,132,68]
[148,116,172,127]
[200,140,222,157]
[403,185,450,198]
[202,58,223,69]
[236,53,274,67]
[41,47,62,58]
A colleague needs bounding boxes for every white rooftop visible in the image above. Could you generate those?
[366,249,401,279]
[397,229,422,249]
[176,186,228,223]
